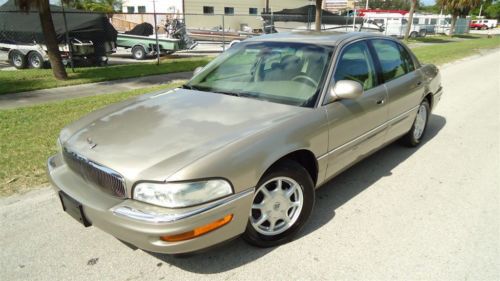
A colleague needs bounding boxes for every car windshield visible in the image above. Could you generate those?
[185,41,333,107]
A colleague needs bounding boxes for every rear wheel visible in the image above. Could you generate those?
[242,160,315,247]
[9,50,27,69]
[410,31,419,38]
[419,29,427,37]
[132,45,146,60]
[27,52,44,69]
[402,100,430,147]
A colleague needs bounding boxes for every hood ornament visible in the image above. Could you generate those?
[87,137,97,149]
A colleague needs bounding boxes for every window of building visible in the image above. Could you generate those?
[203,6,214,14]
[224,7,234,15]
[127,6,135,14]
[138,6,146,13]
[249,8,258,15]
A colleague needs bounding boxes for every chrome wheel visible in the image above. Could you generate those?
[413,104,428,140]
[13,54,23,67]
[29,55,41,68]
[250,177,304,236]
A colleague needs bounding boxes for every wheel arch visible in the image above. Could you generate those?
[424,92,433,110]
[262,149,319,187]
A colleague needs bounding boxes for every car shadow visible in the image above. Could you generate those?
[149,114,446,274]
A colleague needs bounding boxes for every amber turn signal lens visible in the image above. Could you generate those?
[161,214,233,242]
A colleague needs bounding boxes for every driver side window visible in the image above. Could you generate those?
[334,41,377,91]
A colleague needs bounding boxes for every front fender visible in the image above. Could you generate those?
[166,108,329,193]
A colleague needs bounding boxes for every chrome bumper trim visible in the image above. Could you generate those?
[111,188,254,224]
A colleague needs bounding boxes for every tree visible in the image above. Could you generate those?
[404,0,417,41]
[16,0,68,80]
[361,0,421,10]
[315,0,323,31]
[436,0,482,35]
[71,0,122,13]
[484,1,500,19]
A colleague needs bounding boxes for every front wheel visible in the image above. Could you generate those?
[242,160,315,248]
[402,100,430,147]
[9,50,27,69]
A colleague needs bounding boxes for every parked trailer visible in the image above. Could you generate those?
[0,39,111,69]
[116,33,181,60]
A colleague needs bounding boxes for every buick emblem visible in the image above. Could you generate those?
[87,137,97,149]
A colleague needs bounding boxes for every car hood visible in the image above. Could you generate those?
[64,88,307,182]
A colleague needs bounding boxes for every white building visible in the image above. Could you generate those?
[121,0,183,14]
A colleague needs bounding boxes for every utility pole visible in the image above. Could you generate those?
[365,0,369,10]
[153,0,160,65]
[479,2,483,17]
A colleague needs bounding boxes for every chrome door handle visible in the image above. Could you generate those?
[376,99,385,105]
[416,81,423,86]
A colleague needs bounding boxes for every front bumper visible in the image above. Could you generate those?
[47,153,254,254]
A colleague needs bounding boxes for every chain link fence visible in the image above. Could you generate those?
[0,8,471,69]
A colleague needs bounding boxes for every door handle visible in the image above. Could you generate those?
[416,81,423,86]
[376,99,385,105]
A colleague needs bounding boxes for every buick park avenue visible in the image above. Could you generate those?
[47,32,442,254]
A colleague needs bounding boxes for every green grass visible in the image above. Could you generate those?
[409,35,500,65]
[0,57,210,96]
[0,82,183,196]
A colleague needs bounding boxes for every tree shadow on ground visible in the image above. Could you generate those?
[149,114,446,274]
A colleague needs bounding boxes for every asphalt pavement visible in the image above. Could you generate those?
[0,50,499,280]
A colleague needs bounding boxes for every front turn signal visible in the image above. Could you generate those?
[161,214,233,242]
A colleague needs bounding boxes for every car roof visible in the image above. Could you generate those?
[246,31,384,47]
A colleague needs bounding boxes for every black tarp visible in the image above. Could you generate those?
[261,5,363,26]
[0,0,117,56]
[125,22,153,36]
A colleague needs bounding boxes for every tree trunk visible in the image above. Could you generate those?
[404,0,416,41]
[37,0,68,80]
[315,0,322,31]
[449,14,458,36]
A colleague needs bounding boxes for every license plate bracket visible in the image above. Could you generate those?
[58,191,91,227]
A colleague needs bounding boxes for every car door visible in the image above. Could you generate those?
[369,39,425,142]
[322,40,389,179]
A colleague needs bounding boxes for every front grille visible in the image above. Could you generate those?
[63,148,126,198]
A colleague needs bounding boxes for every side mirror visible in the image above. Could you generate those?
[193,66,203,76]
[330,80,363,101]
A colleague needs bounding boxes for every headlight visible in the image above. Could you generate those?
[133,180,233,208]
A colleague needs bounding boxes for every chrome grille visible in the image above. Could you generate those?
[63,148,126,198]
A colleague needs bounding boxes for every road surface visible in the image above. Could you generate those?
[1,50,499,280]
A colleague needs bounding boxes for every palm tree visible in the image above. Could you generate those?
[404,0,418,41]
[437,0,482,35]
[16,0,68,80]
[315,0,323,31]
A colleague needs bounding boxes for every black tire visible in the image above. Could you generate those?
[402,99,430,147]
[9,50,27,69]
[27,51,44,69]
[410,31,419,39]
[481,25,488,30]
[242,160,315,248]
[419,29,427,37]
[132,45,146,60]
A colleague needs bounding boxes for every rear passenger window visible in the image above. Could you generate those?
[334,41,377,90]
[371,39,414,82]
